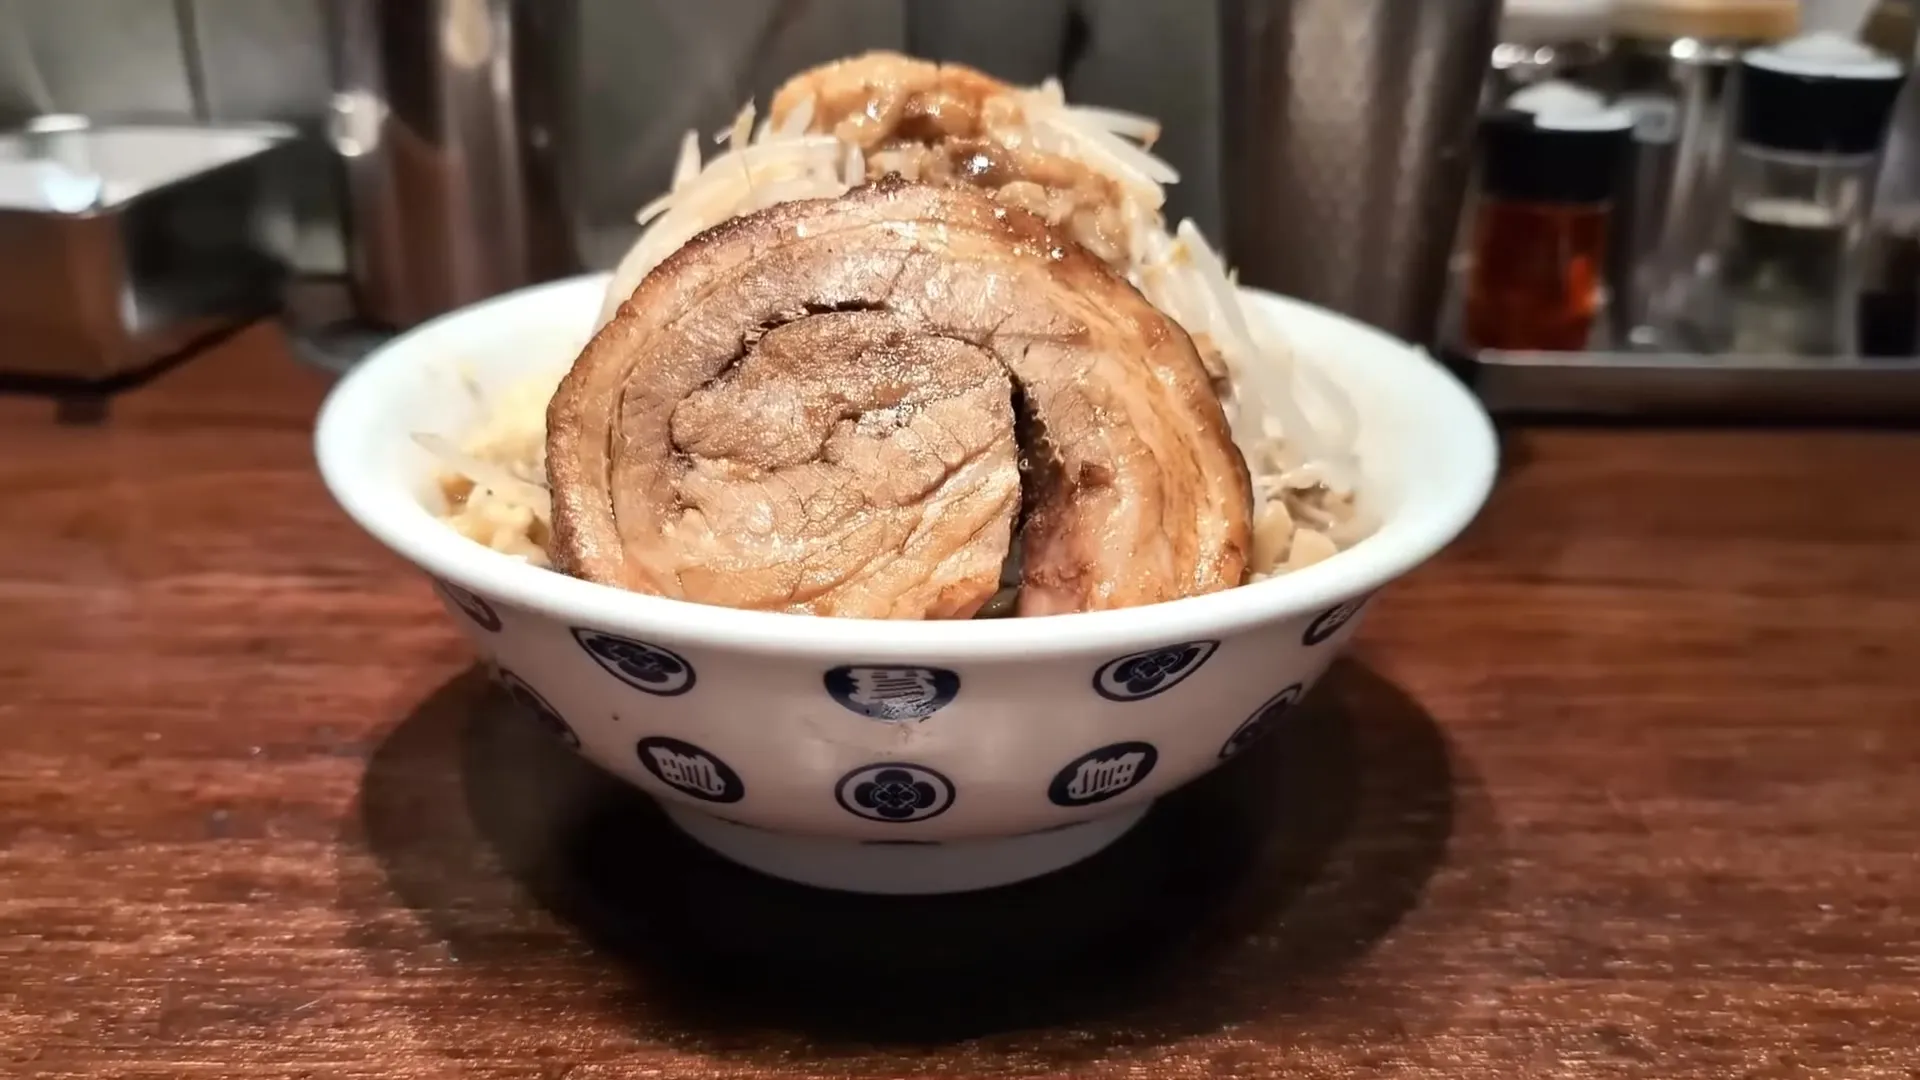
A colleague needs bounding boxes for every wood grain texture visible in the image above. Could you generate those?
[2,325,1918,1079]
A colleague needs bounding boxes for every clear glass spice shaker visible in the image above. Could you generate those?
[1604,1,1801,348]
[1696,33,1909,356]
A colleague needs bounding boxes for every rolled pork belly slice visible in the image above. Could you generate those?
[546,179,1251,619]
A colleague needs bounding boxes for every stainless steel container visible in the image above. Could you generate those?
[1217,0,1504,345]
[0,119,293,381]
[327,0,578,330]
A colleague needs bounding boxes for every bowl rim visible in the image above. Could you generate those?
[314,274,1497,661]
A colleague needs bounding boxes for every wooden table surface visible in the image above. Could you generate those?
[3,326,1918,1079]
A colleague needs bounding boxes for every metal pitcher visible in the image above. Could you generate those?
[1217,0,1504,345]
[327,0,579,331]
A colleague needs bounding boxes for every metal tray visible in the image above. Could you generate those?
[1465,348,1920,422]
[0,119,296,384]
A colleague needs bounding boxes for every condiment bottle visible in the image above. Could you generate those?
[1605,1,1801,346]
[1493,0,1620,98]
[1611,0,1801,44]
[1858,8,1920,356]
[1700,32,1909,355]
[1464,84,1635,351]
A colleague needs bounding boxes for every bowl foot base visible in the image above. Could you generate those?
[661,804,1152,895]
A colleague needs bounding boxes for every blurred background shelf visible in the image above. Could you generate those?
[5,0,1920,417]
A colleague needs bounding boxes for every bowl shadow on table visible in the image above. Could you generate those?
[349,657,1463,1054]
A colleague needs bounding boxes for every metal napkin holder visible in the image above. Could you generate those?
[0,118,296,390]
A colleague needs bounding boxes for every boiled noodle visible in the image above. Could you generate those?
[426,54,1371,603]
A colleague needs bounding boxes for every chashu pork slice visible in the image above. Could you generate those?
[547,179,1251,618]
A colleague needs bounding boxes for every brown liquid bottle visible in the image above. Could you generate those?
[1464,100,1633,352]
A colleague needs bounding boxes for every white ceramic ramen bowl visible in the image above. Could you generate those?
[315,273,1496,895]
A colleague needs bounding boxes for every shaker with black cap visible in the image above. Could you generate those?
[1464,83,1635,352]
[1697,31,1910,356]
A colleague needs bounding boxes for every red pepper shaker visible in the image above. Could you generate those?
[1464,89,1633,352]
